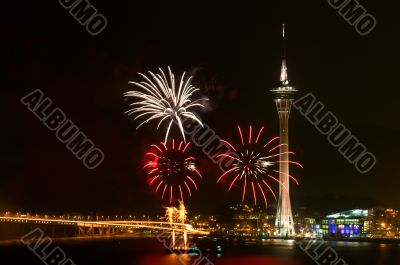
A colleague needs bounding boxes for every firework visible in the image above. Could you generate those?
[124,67,206,143]
[216,125,302,208]
[163,201,187,224]
[144,139,202,204]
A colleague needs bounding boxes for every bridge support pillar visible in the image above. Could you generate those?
[171,230,176,248]
[183,231,187,249]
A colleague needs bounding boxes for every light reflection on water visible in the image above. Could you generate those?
[138,254,192,265]
[138,254,302,265]
[135,238,400,265]
[1,237,400,265]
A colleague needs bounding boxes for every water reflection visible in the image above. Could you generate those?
[139,254,192,265]
[139,254,301,265]
[1,237,399,265]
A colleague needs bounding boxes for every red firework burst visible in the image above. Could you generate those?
[216,125,302,208]
[144,139,202,204]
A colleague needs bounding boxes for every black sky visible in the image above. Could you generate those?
[1,0,399,216]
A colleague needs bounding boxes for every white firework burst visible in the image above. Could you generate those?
[124,67,205,142]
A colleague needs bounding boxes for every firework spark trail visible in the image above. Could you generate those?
[144,140,202,205]
[216,125,302,208]
[124,67,206,143]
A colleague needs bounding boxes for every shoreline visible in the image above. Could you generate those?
[2,233,400,246]
[260,236,400,244]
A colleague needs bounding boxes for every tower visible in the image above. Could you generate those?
[271,24,297,237]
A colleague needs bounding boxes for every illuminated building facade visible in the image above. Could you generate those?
[313,208,400,238]
[313,209,368,238]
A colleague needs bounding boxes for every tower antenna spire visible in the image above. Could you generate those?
[282,23,286,58]
[280,23,288,84]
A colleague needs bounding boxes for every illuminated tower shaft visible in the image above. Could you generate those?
[271,24,297,237]
[274,99,294,236]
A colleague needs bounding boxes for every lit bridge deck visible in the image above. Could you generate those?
[0,217,209,236]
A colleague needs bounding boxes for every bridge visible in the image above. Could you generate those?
[0,216,209,237]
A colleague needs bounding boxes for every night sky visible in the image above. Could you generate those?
[1,0,399,216]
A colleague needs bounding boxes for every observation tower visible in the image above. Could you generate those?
[271,24,297,237]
